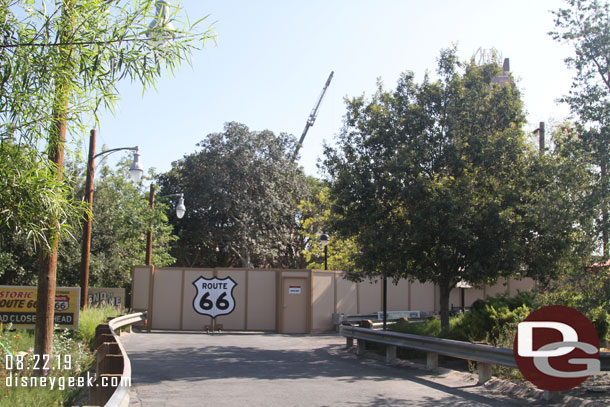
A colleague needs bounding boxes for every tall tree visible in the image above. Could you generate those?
[298,184,358,271]
[0,0,214,369]
[1,158,177,288]
[159,122,311,268]
[324,48,593,329]
[550,0,610,256]
[59,160,177,288]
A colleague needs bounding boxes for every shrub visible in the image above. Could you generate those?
[0,326,94,406]
[74,304,123,350]
[587,306,610,346]
[443,293,532,343]
[391,291,533,345]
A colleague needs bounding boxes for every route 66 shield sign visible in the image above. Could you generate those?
[54,295,70,311]
[192,276,237,318]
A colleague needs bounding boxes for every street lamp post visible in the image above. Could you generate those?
[145,185,185,265]
[79,129,143,308]
[320,234,329,271]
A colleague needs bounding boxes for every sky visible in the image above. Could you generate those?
[92,0,575,179]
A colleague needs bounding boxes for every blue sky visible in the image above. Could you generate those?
[92,0,574,179]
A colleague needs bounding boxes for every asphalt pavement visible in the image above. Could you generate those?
[120,330,539,407]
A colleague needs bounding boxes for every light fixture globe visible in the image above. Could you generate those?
[175,194,186,219]
[320,233,329,247]
[129,148,144,183]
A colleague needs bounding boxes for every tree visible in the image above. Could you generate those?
[550,0,610,256]
[0,0,214,370]
[59,160,177,288]
[324,48,594,330]
[1,157,177,289]
[0,140,83,271]
[298,184,358,271]
[159,122,311,268]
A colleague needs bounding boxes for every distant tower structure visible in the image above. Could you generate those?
[492,58,511,86]
[474,47,511,86]
[474,47,503,66]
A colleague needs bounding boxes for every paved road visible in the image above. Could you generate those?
[121,331,537,407]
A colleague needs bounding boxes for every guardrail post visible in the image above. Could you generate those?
[357,339,366,356]
[346,337,354,349]
[478,362,492,384]
[386,345,396,365]
[91,323,124,406]
[426,352,438,370]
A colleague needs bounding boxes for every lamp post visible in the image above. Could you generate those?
[146,185,185,265]
[383,273,387,331]
[320,233,329,270]
[79,129,143,308]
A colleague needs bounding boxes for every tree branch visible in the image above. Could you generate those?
[0,33,199,49]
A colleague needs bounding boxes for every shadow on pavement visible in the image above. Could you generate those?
[123,331,539,406]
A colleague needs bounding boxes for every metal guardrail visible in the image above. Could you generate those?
[335,311,434,325]
[341,325,515,385]
[341,324,610,400]
[104,312,147,407]
[89,311,147,407]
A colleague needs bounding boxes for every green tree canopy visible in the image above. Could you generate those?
[298,184,357,271]
[0,0,214,251]
[1,158,177,288]
[0,0,214,360]
[550,0,610,255]
[61,160,176,288]
[324,48,594,329]
[159,122,312,268]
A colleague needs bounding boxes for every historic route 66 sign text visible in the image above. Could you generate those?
[192,276,237,318]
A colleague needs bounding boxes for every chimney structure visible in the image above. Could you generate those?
[492,58,511,86]
[536,122,545,155]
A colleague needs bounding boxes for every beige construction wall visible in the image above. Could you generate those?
[335,277,357,315]
[132,266,536,333]
[388,279,409,311]
[246,270,277,330]
[151,268,182,330]
[312,271,336,332]
[410,281,435,313]
[131,266,152,311]
[358,279,381,314]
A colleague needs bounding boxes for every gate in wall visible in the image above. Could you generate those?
[131,266,535,334]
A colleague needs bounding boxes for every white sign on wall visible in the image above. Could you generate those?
[289,286,301,294]
[193,276,237,318]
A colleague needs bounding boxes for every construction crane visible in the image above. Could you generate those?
[292,71,334,160]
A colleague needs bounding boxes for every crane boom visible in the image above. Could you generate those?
[292,71,334,160]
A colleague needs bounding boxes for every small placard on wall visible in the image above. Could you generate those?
[289,286,301,294]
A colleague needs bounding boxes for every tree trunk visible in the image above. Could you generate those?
[602,160,609,257]
[34,0,74,376]
[439,281,452,332]
[240,247,251,268]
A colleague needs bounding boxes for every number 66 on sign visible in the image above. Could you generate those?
[192,276,237,318]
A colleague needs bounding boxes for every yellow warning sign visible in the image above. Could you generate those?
[0,286,80,329]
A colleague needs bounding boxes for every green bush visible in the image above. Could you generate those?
[391,291,533,345]
[74,304,123,350]
[587,306,610,345]
[393,317,441,337]
[0,326,94,406]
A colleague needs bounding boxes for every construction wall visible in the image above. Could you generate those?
[132,266,535,333]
